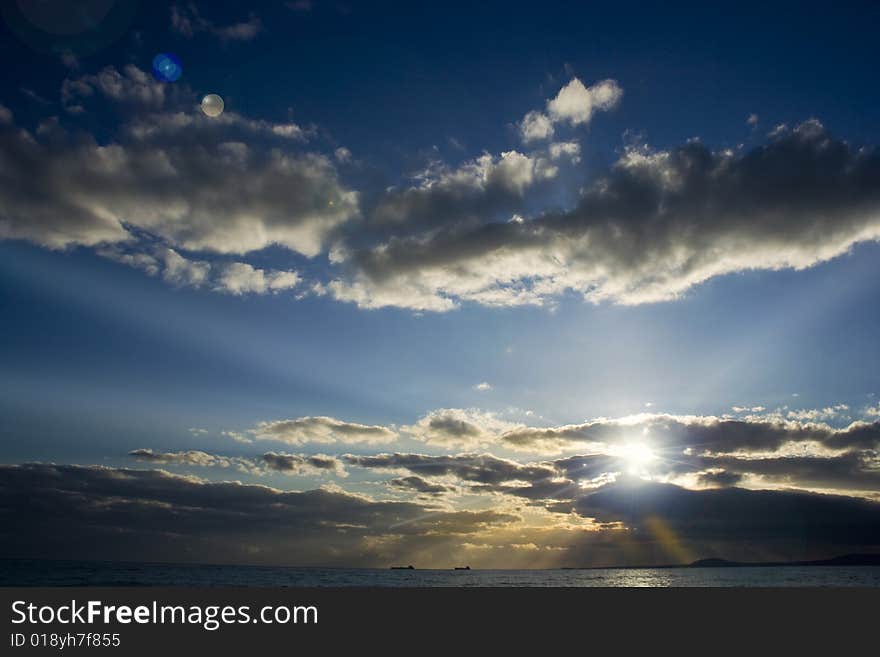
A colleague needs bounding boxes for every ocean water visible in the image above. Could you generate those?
[2,559,880,587]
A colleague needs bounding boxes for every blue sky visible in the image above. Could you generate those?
[1,1,879,567]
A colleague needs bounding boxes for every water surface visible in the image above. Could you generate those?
[2,559,879,587]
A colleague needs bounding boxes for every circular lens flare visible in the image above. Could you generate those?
[200,94,224,117]
[152,53,182,82]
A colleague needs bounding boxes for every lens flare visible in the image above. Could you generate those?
[152,53,182,82]
[200,94,224,118]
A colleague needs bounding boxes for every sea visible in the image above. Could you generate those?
[2,559,880,587]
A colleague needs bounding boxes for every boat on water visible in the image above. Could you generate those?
[390,565,415,570]
[454,566,471,570]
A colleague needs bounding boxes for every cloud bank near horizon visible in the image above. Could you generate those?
[2,461,878,568]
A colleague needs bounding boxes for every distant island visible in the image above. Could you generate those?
[564,553,880,570]
[687,554,880,568]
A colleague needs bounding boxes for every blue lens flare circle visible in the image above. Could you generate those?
[152,52,182,82]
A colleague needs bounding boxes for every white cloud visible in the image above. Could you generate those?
[787,404,850,422]
[519,77,622,144]
[0,90,358,256]
[249,416,398,446]
[101,246,302,296]
[330,120,880,311]
[214,262,301,295]
[62,65,167,111]
[548,78,623,126]
[519,110,554,143]
[161,248,211,288]
[548,140,581,163]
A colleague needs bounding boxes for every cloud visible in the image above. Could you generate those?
[732,406,766,413]
[0,464,516,566]
[100,246,301,295]
[214,262,301,295]
[346,452,557,486]
[500,413,880,454]
[62,64,167,111]
[330,120,880,310]
[250,416,398,446]
[548,141,581,163]
[556,478,880,550]
[786,404,850,422]
[519,110,554,142]
[697,469,744,488]
[260,452,347,477]
[6,441,880,567]
[221,408,880,495]
[0,84,358,256]
[389,475,455,495]
[7,67,880,318]
[171,4,262,43]
[160,248,212,287]
[695,451,880,494]
[519,78,622,143]
[402,409,518,449]
[124,110,308,143]
[547,78,623,126]
[129,448,241,468]
[129,448,346,477]
[360,150,557,241]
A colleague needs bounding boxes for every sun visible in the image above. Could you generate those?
[614,442,657,475]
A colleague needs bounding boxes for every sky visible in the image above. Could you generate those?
[1,0,880,569]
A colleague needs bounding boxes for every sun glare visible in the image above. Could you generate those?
[614,442,657,475]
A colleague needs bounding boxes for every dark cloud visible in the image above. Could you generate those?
[260,452,346,476]
[129,448,346,477]
[700,451,880,492]
[128,448,240,468]
[346,453,556,486]
[170,4,262,43]
[330,121,880,310]
[0,464,516,566]
[556,479,880,551]
[2,463,877,567]
[347,452,585,502]
[389,476,456,495]
[696,470,744,488]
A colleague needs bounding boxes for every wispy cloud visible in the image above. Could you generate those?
[170,4,262,43]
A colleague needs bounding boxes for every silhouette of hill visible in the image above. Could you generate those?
[688,553,880,568]
[563,553,880,570]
